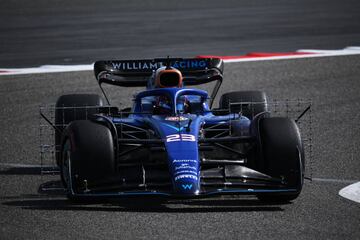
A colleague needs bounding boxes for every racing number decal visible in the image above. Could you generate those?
[166,134,195,142]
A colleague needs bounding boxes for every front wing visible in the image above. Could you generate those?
[64,150,297,199]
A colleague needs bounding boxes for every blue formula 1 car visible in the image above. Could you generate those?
[53,58,305,202]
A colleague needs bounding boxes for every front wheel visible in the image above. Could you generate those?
[60,120,115,199]
[256,117,305,202]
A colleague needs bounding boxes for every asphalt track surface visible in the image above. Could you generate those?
[1,1,360,240]
[1,0,360,67]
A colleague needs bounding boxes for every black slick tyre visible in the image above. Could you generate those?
[256,117,304,203]
[61,120,115,199]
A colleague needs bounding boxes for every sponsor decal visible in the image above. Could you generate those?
[165,116,188,121]
[175,174,198,181]
[174,170,198,175]
[111,61,163,70]
[182,184,193,190]
[166,134,195,142]
[111,60,208,71]
[175,164,196,171]
[173,159,197,163]
[172,60,207,69]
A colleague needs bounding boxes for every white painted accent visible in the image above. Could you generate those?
[339,181,360,204]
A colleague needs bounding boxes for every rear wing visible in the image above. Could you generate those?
[94,58,224,87]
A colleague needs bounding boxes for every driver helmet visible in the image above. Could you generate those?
[152,67,190,114]
[154,67,183,88]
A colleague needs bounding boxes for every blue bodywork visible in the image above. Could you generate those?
[63,58,302,199]
[111,87,250,195]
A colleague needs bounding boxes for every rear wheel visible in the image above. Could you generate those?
[219,91,268,120]
[256,117,304,202]
[55,94,104,165]
[61,120,115,199]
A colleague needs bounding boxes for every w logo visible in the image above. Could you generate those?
[182,184,193,190]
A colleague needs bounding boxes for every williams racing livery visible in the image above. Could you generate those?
[50,57,305,202]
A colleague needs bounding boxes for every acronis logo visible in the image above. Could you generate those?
[182,184,193,190]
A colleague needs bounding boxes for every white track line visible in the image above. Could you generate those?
[297,46,360,54]
[223,51,360,63]
[0,163,54,168]
[311,178,358,184]
[224,46,360,63]
[1,47,360,75]
[0,64,93,76]
[339,182,360,204]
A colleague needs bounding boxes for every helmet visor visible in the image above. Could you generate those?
[159,72,181,87]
